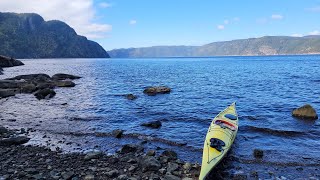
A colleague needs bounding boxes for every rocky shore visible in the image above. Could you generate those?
[0,126,201,180]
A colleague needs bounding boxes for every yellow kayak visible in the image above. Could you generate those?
[199,102,238,180]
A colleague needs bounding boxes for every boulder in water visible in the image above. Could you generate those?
[34,88,56,100]
[54,81,76,87]
[141,120,162,129]
[126,94,137,100]
[143,86,171,96]
[292,104,318,120]
[0,55,24,67]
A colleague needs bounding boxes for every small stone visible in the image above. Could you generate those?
[167,162,179,173]
[84,174,94,180]
[146,150,156,156]
[118,174,128,180]
[126,94,137,100]
[159,168,166,175]
[84,150,102,160]
[183,163,192,172]
[164,174,180,180]
[253,149,264,158]
[128,165,137,172]
[106,170,119,178]
[61,171,74,180]
[112,129,124,138]
[141,120,162,129]
[140,156,161,172]
[161,150,178,160]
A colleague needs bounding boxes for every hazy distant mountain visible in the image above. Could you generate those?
[108,36,320,58]
[0,12,110,58]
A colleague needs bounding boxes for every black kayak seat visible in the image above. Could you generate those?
[225,114,237,120]
[209,138,225,152]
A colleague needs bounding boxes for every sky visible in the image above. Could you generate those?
[0,0,320,50]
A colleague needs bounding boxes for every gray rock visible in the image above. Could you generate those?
[84,174,95,180]
[143,86,171,96]
[112,129,124,138]
[167,162,179,173]
[164,174,180,180]
[106,169,119,178]
[0,126,8,134]
[61,171,74,180]
[161,150,178,160]
[146,150,156,156]
[141,120,162,129]
[52,74,81,80]
[25,168,39,175]
[128,165,137,172]
[140,156,161,172]
[84,150,102,160]
[7,74,51,81]
[21,83,37,93]
[34,88,56,100]
[54,81,76,87]
[0,55,24,67]
[126,94,137,100]
[0,89,17,98]
[117,174,128,180]
[0,136,30,146]
[120,144,144,154]
[183,162,191,170]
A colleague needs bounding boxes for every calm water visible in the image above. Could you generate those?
[1,55,320,165]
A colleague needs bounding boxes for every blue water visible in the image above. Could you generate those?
[1,55,320,165]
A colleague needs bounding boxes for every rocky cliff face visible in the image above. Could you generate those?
[0,12,110,58]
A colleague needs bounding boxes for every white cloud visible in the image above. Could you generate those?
[224,20,229,24]
[217,25,225,30]
[309,30,320,35]
[129,20,137,25]
[0,0,112,39]
[271,14,284,20]
[99,2,111,8]
[291,33,303,37]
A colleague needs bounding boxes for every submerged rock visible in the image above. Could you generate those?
[141,120,162,129]
[52,73,81,80]
[161,150,178,160]
[126,94,137,100]
[120,144,144,154]
[292,104,318,120]
[34,88,56,100]
[0,136,30,146]
[112,129,124,138]
[143,86,171,96]
[253,149,264,158]
[54,81,76,87]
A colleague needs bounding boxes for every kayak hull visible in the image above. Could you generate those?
[199,102,238,180]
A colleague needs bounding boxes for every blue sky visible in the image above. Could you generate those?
[0,0,320,50]
[93,0,320,50]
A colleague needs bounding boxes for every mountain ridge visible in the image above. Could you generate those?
[0,12,110,58]
[108,35,320,58]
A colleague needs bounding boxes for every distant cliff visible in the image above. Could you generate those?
[0,12,110,58]
[108,36,320,58]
